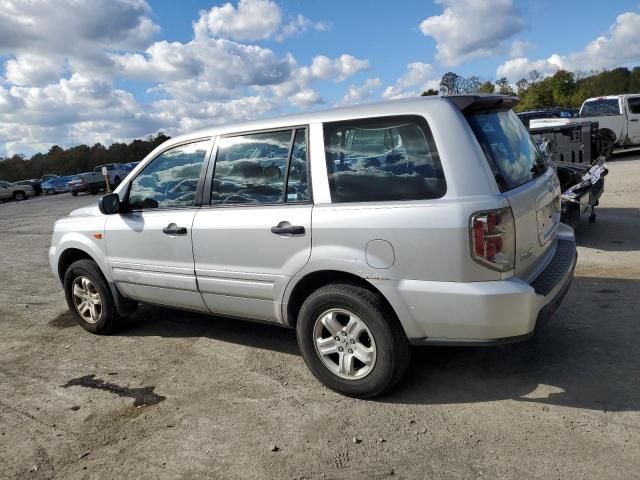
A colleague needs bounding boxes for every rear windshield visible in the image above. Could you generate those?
[581,99,621,116]
[467,110,547,192]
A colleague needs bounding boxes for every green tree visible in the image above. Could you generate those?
[478,81,495,93]
[421,88,439,96]
[496,77,515,96]
[439,72,461,95]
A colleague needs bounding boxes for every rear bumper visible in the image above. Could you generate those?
[398,236,577,346]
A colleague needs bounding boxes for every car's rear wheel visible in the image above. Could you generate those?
[64,259,124,334]
[296,283,411,398]
[46,188,55,195]
[71,191,78,197]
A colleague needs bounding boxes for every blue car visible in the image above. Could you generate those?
[42,176,74,195]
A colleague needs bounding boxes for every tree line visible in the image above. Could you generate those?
[425,66,640,112]
[0,133,170,182]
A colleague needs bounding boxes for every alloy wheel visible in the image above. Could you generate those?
[313,308,377,380]
[72,276,103,324]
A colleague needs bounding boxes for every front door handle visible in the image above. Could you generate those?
[630,118,639,122]
[271,221,305,235]
[163,223,188,235]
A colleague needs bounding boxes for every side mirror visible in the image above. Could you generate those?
[99,193,121,215]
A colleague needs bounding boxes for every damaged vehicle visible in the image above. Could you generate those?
[527,119,608,228]
[50,95,577,398]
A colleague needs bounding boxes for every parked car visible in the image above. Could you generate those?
[577,95,640,157]
[72,164,129,195]
[0,180,35,201]
[15,179,42,196]
[42,176,73,195]
[50,95,577,398]
[124,161,140,171]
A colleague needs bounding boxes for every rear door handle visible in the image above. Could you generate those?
[163,223,188,235]
[271,221,305,235]
[630,118,639,122]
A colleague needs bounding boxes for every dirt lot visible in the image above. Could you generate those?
[1,153,639,480]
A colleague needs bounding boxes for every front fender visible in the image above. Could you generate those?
[49,231,111,283]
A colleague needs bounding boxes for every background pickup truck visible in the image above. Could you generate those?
[579,94,640,156]
[69,164,128,196]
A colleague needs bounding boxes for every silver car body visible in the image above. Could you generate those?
[50,96,576,344]
[0,180,35,200]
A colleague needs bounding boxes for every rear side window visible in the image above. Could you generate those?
[211,128,309,205]
[323,116,445,203]
[467,110,547,192]
[581,99,621,116]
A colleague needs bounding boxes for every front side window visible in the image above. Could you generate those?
[128,140,209,209]
[324,116,445,203]
[211,129,309,205]
[581,99,621,116]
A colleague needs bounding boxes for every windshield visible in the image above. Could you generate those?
[581,99,621,116]
[467,110,547,192]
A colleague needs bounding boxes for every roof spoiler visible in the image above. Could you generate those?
[444,94,519,114]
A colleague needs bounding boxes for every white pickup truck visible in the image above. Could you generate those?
[69,164,129,196]
[578,94,640,156]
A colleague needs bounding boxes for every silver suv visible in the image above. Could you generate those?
[49,95,576,397]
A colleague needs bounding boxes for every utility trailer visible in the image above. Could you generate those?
[527,118,607,228]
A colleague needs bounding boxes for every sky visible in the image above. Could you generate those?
[1,0,640,156]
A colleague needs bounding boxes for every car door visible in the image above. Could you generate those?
[626,96,640,145]
[105,139,212,311]
[192,128,312,323]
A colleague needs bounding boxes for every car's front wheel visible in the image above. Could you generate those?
[296,283,411,398]
[13,191,26,201]
[64,259,123,334]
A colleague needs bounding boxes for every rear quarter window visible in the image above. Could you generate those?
[323,116,446,203]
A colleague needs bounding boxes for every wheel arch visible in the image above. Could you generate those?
[57,247,99,282]
[284,270,400,329]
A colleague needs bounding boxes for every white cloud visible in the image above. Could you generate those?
[340,78,382,105]
[5,54,65,86]
[193,0,328,42]
[300,54,370,82]
[194,0,282,42]
[277,14,330,42]
[0,74,164,154]
[496,12,640,81]
[419,0,524,65]
[383,63,438,99]
[509,40,534,59]
[289,89,324,110]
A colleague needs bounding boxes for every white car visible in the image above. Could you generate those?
[49,95,576,397]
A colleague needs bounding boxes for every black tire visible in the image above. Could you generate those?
[13,191,26,201]
[296,283,411,398]
[600,135,614,160]
[71,191,78,197]
[63,259,124,334]
[46,188,55,195]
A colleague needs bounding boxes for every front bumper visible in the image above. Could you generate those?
[401,238,577,346]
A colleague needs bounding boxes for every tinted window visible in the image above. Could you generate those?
[323,117,445,203]
[627,97,640,114]
[128,140,208,209]
[212,130,292,204]
[467,110,547,192]
[581,99,621,116]
[286,129,309,202]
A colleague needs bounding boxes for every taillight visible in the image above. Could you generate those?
[470,207,515,272]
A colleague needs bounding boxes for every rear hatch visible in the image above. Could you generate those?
[460,98,561,280]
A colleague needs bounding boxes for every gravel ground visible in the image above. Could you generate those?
[1,152,639,480]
